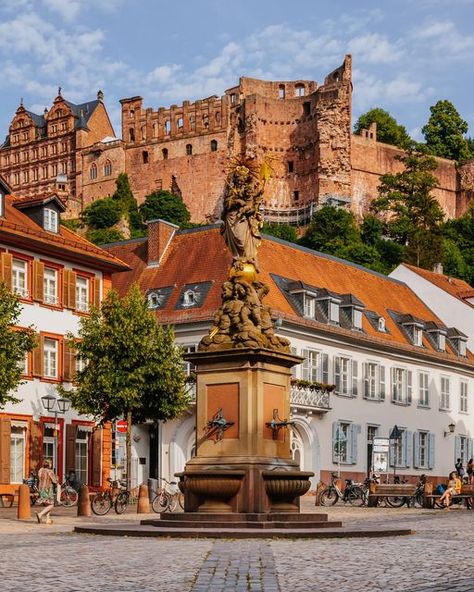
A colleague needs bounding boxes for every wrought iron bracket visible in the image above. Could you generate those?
[265,408,295,440]
[205,408,235,442]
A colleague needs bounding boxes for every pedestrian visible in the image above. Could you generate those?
[35,460,58,524]
[439,471,461,510]
[467,459,474,484]
[455,458,465,478]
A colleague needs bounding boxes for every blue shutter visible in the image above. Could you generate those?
[351,424,361,465]
[413,432,420,469]
[389,439,395,467]
[321,353,329,384]
[362,363,368,398]
[429,433,435,470]
[407,371,413,405]
[334,356,341,393]
[391,367,396,401]
[404,430,412,468]
[332,422,338,463]
[379,366,386,401]
[290,346,297,377]
[352,361,358,396]
[301,349,309,381]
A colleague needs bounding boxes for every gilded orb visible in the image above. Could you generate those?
[229,263,257,283]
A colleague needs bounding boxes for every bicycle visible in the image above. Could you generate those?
[58,478,79,507]
[91,477,125,515]
[152,478,184,513]
[320,473,365,507]
[23,472,39,506]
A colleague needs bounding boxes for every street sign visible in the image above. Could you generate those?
[373,437,390,452]
[116,419,128,433]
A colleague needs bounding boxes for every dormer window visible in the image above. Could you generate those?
[317,295,340,325]
[148,292,162,309]
[183,290,196,307]
[447,328,468,357]
[413,326,423,347]
[303,294,315,318]
[425,323,447,352]
[44,208,58,233]
[378,317,386,332]
[340,294,365,331]
[400,315,424,347]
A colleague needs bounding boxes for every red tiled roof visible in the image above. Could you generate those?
[105,228,473,365]
[404,264,474,302]
[0,195,129,272]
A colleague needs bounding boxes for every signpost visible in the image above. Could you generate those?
[389,425,402,482]
[372,437,390,479]
[116,419,128,433]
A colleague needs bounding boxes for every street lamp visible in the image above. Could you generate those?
[389,425,402,482]
[444,422,456,438]
[41,394,71,474]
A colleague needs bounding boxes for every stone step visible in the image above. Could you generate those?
[141,518,343,529]
[74,523,414,539]
[157,512,329,522]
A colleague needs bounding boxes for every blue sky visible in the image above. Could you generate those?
[1,0,473,141]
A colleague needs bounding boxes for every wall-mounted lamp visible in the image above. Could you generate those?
[444,422,456,437]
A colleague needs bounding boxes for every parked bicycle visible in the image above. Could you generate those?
[152,478,184,513]
[58,475,79,507]
[23,471,39,505]
[91,477,125,515]
[320,472,365,506]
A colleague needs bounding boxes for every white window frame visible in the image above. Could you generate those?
[366,362,378,399]
[76,276,89,312]
[440,376,451,410]
[392,367,406,403]
[10,425,26,483]
[12,258,28,298]
[335,422,350,464]
[75,429,89,486]
[303,294,315,318]
[43,267,58,305]
[460,381,468,413]
[302,349,320,382]
[418,372,429,407]
[44,208,58,232]
[418,431,429,469]
[335,356,351,396]
[43,338,58,379]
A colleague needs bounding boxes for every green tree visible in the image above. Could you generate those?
[86,228,125,246]
[82,198,121,229]
[300,206,360,253]
[112,173,136,211]
[372,149,445,268]
[422,100,473,162]
[442,203,474,283]
[354,108,411,148]
[0,284,36,407]
[140,190,191,227]
[61,285,189,487]
[262,223,298,243]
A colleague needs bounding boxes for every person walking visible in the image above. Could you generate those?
[36,460,58,524]
[467,459,473,484]
[455,458,465,479]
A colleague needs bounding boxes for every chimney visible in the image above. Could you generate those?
[147,219,178,267]
[433,262,443,275]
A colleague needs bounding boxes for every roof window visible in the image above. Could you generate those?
[425,322,447,352]
[44,208,59,233]
[447,328,468,357]
[340,294,365,331]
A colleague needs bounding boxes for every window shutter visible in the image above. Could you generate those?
[69,271,77,310]
[379,366,386,401]
[93,277,101,309]
[407,371,413,405]
[0,252,13,290]
[29,421,42,473]
[62,269,70,308]
[469,438,474,461]
[334,356,341,393]
[351,361,358,396]
[65,424,77,474]
[332,422,338,463]
[63,342,76,382]
[32,259,44,302]
[0,417,11,484]
[301,349,309,381]
[290,346,297,377]
[455,435,461,463]
[321,353,329,384]
[391,367,396,401]
[428,433,435,470]
[350,424,361,465]
[32,335,44,377]
[91,428,102,487]
[389,439,395,467]
[362,362,368,398]
[404,430,412,467]
[413,432,420,469]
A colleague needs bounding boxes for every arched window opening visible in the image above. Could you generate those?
[164,120,171,135]
[278,85,285,99]
[183,290,196,307]
[203,114,209,128]
[295,84,305,97]
[129,128,135,142]
[186,144,193,156]
[210,139,218,152]
[90,163,97,180]
[215,112,221,125]
[162,148,168,160]
[177,117,183,129]
[142,150,149,164]
[189,115,195,131]
[104,160,112,176]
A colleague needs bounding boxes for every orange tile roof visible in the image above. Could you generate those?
[404,264,474,302]
[1,195,129,272]
[105,227,473,365]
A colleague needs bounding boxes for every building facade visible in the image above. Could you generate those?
[0,177,128,494]
[105,221,474,489]
[2,57,473,225]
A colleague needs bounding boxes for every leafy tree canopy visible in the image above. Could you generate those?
[262,223,298,243]
[86,227,125,246]
[139,190,191,228]
[354,108,411,148]
[0,284,36,408]
[60,285,189,425]
[300,206,360,253]
[422,100,473,162]
[82,198,121,230]
[112,172,135,211]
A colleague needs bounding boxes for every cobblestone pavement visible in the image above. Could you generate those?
[1,500,473,591]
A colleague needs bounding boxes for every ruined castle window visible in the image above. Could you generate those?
[129,109,134,118]
[303,102,311,116]
[61,142,67,153]
[215,112,221,125]
[203,115,209,128]
[14,173,19,186]
[13,153,19,164]
[293,190,300,202]
[22,132,28,141]
[278,85,285,99]
[42,146,48,157]
[165,120,171,135]
[129,128,135,142]
[295,84,305,97]
[142,151,149,164]
[186,144,193,156]
[177,117,183,129]
[52,163,58,176]
[189,115,195,131]
[61,122,67,131]
[162,148,168,160]
[141,126,146,140]
[61,161,67,174]
[42,166,48,179]
[23,171,29,183]
[288,161,294,173]
[57,109,63,117]
[152,123,157,137]
[210,140,218,152]
[32,168,38,181]
[104,160,112,176]
[230,93,237,104]
[51,144,57,155]
[90,163,97,180]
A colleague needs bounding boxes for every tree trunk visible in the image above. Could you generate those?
[126,411,132,492]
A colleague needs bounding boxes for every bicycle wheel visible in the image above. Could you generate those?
[320,487,339,506]
[114,491,129,514]
[60,486,78,507]
[385,496,406,508]
[412,492,424,508]
[347,487,365,507]
[177,492,184,510]
[91,492,112,515]
[152,491,169,514]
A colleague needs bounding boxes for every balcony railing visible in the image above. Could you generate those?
[290,385,331,413]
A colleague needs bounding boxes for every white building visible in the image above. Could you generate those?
[0,178,128,495]
[106,221,474,488]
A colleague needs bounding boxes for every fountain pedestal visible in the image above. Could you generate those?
[178,348,313,514]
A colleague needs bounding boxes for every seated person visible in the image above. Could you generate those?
[439,471,461,509]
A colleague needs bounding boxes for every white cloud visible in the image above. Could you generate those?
[411,20,474,59]
[347,33,402,64]
[146,64,182,85]
[42,0,82,21]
